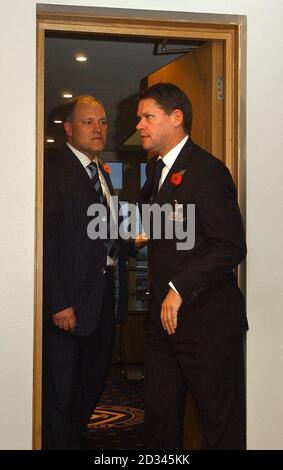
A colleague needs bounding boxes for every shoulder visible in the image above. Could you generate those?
[190,144,236,198]
[44,148,71,192]
[187,142,236,196]
[45,146,68,167]
[44,145,75,177]
[190,141,231,177]
[190,141,217,165]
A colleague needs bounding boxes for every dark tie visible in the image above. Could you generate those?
[151,158,165,201]
[88,161,118,261]
[88,161,106,205]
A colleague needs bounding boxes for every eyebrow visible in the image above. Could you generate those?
[138,112,155,117]
[80,117,107,121]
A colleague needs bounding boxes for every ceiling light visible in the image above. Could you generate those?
[62,92,73,99]
[54,120,62,124]
[75,55,88,62]
[46,138,55,143]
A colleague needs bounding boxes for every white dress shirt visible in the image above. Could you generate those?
[66,143,116,265]
[158,135,189,190]
[66,142,111,205]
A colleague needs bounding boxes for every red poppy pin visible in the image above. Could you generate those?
[171,169,186,186]
[102,162,111,174]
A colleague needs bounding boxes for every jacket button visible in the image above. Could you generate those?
[101,267,106,274]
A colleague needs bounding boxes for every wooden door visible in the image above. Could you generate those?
[147,41,224,449]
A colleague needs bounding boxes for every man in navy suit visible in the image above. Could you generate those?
[43,95,135,449]
[137,83,248,449]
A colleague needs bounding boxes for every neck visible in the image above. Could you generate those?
[159,133,188,157]
[66,141,97,161]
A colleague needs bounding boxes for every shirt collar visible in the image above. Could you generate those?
[161,135,189,170]
[66,142,99,168]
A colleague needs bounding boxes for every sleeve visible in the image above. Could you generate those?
[168,281,181,296]
[172,159,247,305]
[43,161,73,315]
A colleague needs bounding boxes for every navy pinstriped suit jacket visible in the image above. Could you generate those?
[43,144,128,336]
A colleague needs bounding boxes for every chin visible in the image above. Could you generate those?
[142,143,152,151]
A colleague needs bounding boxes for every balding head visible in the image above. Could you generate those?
[63,95,107,159]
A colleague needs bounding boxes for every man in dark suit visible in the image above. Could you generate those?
[136,83,248,450]
[43,95,135,449]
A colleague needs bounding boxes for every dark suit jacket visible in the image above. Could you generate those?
[141,138,248,343]
[43,144,129,336]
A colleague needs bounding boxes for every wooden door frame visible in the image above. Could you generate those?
[35,5,246,449]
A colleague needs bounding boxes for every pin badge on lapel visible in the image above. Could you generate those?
[168,200,185,222]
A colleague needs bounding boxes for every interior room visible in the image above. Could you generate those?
[44,32,209,449]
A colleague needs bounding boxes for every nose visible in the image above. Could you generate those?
[136,118,143,130]
[92,121,102,132]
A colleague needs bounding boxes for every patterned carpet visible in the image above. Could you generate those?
[82,366,144,450]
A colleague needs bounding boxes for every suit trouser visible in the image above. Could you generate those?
[144,326,245,450]
[42,273,115,450]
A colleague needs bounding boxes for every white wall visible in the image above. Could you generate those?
[0,0,282,450]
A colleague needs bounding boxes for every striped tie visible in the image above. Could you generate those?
[88,161,118,262]
[88,161,106,206]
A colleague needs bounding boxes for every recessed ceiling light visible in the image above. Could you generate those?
[46,138,55,143]
[75,55,88,62]
[54,120,62,124]
[62,92,73,99]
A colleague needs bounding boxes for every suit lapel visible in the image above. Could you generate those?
[141,156,158,203]
[99,162,116,196]
[63,145,91,182]
[63,145,102,203]
[156,138,194,204]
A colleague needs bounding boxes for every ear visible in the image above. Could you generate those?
[171,109,184,128]
[64,121,72,138]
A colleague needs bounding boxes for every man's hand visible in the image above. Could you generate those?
[135,232,149,250]
[52,307,77,331]
[161,289,183,335]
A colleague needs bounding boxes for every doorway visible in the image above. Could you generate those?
[35,5,246,449]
